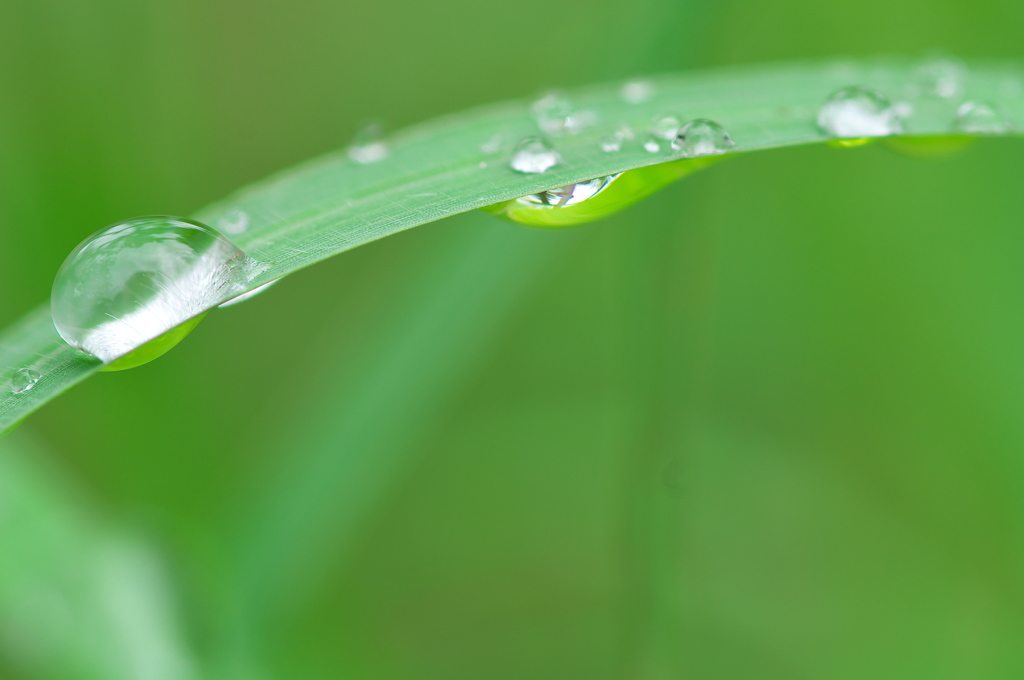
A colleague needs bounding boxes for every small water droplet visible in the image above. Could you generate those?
[10,368,40,395]
[51,216,263,369]
[518,175,621,208]
[480,134,504,154]
[479,161,488,168]
[643,136,663,154]
[913,54,968,100]
[219,278,282,308]
[532,91,574,136]
[817,87,902,139]
[510,137,560,174]
[348,122,389,164]
[218,209,249,235]
[954,101,1012,134]
[671,119,736,157]
[600,134,622,153]
[650,114,682,140]
[616,124,636,141]
[622,80,656,104]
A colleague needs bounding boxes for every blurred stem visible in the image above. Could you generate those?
[608,173,713,677]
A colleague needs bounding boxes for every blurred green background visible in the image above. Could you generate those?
[3,0,1024,678]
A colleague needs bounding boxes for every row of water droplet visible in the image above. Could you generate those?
[6,54,1019,392]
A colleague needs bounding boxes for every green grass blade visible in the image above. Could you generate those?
[2,57,1023,433]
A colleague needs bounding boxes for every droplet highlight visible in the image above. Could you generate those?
[10,368,40,395]
[51,216,265,369]
[672,119,736,157]
[348,122,389,164]
[954,101,1012,134]
[510,137,560,174]
[817,86,902,139]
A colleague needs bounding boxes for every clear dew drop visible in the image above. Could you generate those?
[913,54,969,100]
[218,208,250,235]
[509,137,560,174]
[532,91,574,136]
[51,216,265,368]
[650,114,682,140]
[954,101,1012,134]
[347,122,389,164]
[643,136,663,154]
[817,86,902,139]
[600,133,622,153]
[622,80,656,104]
[671,119,736,157]
[10,368,40,395]
[517,175,621,208]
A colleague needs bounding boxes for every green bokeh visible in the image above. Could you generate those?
[2,0,1024,678]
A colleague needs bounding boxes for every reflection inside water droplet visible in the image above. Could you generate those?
[517,175,621,208]
[51,216,265,368]
[510,137,560,174]
[10,368,40,395]
[817,86,902,139]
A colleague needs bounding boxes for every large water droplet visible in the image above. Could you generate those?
[348,122,389,164]
[51,216,264,370]
[817,87,902,139]
[622,80,656,104]
[954,101,1012,134]
[913,54,968,100]
[671,119,736,157]
[509,137,560,174]
[10,368,40,395]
